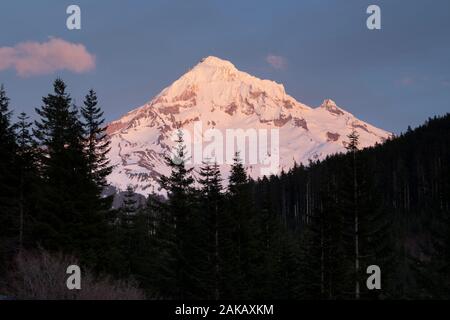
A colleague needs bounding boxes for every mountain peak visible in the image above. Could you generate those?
[156,56,290,107]
[321,99,337,107]
[320,98,347,116]
[198,56,236,69]
[106,57,391,194]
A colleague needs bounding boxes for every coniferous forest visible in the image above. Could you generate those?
[0,79,449,299]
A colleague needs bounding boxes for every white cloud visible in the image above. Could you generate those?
[0,38,95,77]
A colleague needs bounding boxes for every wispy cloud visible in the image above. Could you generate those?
[398,75,450,90]
[442,80,450,88]
[265,54,287,70]
[399,76,414,86]
[0,38,95,77]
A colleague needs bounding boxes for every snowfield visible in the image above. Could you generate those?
[106,56,391,195]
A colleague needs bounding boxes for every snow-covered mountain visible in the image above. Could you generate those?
[106,56,391,194]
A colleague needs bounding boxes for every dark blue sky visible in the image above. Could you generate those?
[1,0,449,133]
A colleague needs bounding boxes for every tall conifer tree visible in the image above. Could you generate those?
[0,85,17,273]
[81,89,112,189]
[198,160,223,299]
[224,152,257,298]
[33,79,109,268]
[15,112,38,251]
[157,130,200,298]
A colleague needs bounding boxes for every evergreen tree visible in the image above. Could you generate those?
[117,185,138,275]
[198,160,223,299]
[32,79,109,268]
[129,193,162,296]
[157,130,200,299]
[223,152,257,298]
[430,203,450,299]
[0,85,17,273]
[333,131,393,299]
[81,89,115,270]
[0,85,15,147]
[254,177,301,299]
[345,130,362,299]
[424,176,450,298]
[15,112,38,251]
[81,89,112,189]
[297,166,346,299]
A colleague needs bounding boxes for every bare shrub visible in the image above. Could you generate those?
[3,249,145,300]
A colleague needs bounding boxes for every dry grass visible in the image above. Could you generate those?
[3,249,145,300]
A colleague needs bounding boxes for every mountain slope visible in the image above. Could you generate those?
[106,56,391,194]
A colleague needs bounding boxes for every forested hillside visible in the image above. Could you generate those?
[252,114,450,299]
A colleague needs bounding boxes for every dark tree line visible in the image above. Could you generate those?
[1,79,449,299]
[252,115,450,299]
[0,80,113,275]
[111,115,449,299]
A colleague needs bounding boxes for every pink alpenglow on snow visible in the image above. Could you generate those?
[106,56,392,195]
[0,38,95,77]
